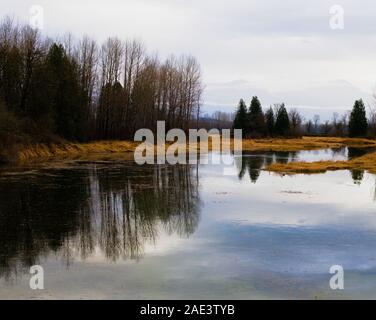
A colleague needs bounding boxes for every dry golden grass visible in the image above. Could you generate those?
[9,136,376,173]
[14,134,223,164]
[241,136,376,152]
[16,140,140,164]
[266,161,351,174]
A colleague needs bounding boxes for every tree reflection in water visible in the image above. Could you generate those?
[0,163,201,278]
[350,169,364,185]
[236,149,370,185]
[235,151,298,183]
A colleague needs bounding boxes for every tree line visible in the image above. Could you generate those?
[233,96,371,138]
[198,111,234,130]
[0,16,202,146]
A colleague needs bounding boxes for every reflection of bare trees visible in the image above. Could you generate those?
[0,163,200,277]
[85,165,200,261]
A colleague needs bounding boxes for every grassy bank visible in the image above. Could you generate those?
[9,141,141,164]
[241,136,376,152]
[8,139,212,164]
[3,136,376,169]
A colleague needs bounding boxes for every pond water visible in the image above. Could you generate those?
[0,148,376,299]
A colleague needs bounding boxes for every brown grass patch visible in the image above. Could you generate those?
[7,136,376,170]
[266,161,351,174]
[15,140,140,164]
[241,136,376,152]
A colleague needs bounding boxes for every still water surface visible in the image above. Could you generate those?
[0,147,376,299]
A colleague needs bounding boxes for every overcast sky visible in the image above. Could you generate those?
[2,0,376,119]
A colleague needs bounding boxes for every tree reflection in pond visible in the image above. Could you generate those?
[235,151,299,183]
[350,169,364,185]
[0,163,201,278]
[236,148,373,185]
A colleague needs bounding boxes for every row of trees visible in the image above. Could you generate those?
[233,96,371,138]
[304,100,369,137]
[0,17,202,143]
[198,111,234,130]
[233,97,301,137]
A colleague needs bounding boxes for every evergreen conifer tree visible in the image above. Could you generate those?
[349,99,368,137]
[265,106,275,136]
[248,96,265,136]
[233,99,248,134]
[274,103,290,136]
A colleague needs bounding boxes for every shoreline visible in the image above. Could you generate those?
[265,151,376,175]
[1,137,376,174]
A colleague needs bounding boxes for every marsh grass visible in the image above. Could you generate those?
[5,136,376,171]
[16,141,140,164]
[242,136,376,152]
